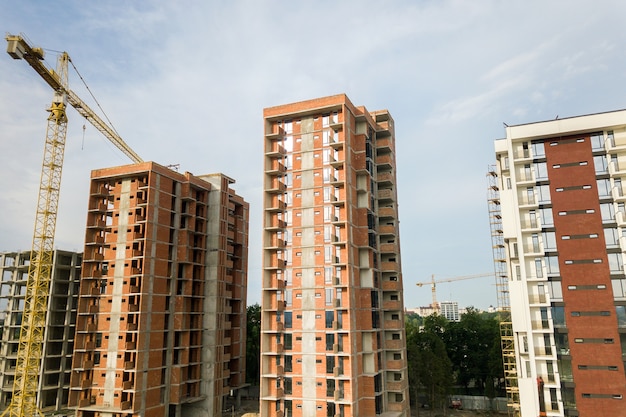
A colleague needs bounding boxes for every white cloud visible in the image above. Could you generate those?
[3,1,626,309]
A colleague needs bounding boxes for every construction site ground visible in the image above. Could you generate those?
[231,399,507,417]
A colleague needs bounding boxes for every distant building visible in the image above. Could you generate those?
[0,250,81,413]
[68,162,249,417]
[494,109,626,416]
[439,301,460,322]
[261,94,410,417]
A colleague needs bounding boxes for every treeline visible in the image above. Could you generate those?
[406,308,504,410]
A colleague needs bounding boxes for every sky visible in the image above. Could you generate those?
[1,1,626,311]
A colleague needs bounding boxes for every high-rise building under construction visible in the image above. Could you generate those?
[494,109,626,416]
[0,250,81,413]
[68,162,249,417]
[261,94,410,417]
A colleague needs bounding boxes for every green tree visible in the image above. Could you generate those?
[246,303,261,385]
[445,308,503,395]
[406,314,453,412]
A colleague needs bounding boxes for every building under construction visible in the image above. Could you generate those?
[0,250,82,414]
[68,162,249,417]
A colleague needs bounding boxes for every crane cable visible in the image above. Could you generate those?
[67,57,122,139]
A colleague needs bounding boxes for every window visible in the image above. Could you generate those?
[537,185,551,204]
[325,311,334,329]
[535,258,543,278]
[284,312,293,329]
[326,334,334,351]
[532,234,540,252]
[284,334,292,350]
[534,162,548,180]
[552,306,565,327]
[284,377,292,395]
[326,379,335,397]
[526,187,535,204]
[326,356,335,373]
[616,306,626,326]
[532,142,545,158]
[529,210,537,228]
[590,132,604,150]
[612,278,626,299]
[542,231,557,251]
[600,203,616,223]
[539,208,554,227]
[608,253,623,273]
[548,280,563,301]
[546,256,560,275]
[597,179,611,198]
[594,155,608,174]
[605,228,619,248]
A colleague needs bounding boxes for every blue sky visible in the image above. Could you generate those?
[1,1,626,310]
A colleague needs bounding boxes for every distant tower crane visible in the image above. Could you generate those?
[415,272,494,313]
[4,34,142,417]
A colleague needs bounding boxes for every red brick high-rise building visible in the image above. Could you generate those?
[494,109,626,416]
[261,94,410,417]
[69,162,248,417]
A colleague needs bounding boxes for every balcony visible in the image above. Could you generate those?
[378,206,396,219]
[266,161,287,176]
[266,198,287,212]
[377,188,395,201]
[379,224,397,237]
[381,262,400,273]
[266,179,287,194]
[265,142,286,158]
[377,171,393,186]
[377,154,393,169]
[379,242,398,254]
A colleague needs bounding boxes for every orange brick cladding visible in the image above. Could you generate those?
[261,94,410,417]
[69,162,249,417]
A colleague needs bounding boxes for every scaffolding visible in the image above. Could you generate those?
[487,166,520,417]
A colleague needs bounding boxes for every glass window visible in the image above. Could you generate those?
[548,280,563,301]
[590,132,604,150]
[594,155,608,174]
[608,253,624,273]
[612,279,626,299]
[552,306,566,327]
[605,228,619,248]
[542,232,557,251]
[600,203,616,222]
[284,312,293,328]
[539,208,554,227]
[534,162,548,180]
[537,185,551,204]
[616,306,626,326]
[532,142,545,158]
[526,187,535,205]
[529,210,537,228]
[546,256,560,275]
[535,258,543,278]
[597,179,611,198]
[532,234,540,252]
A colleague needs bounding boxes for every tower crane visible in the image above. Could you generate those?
[416,272,494,312]
[4,34,142,417]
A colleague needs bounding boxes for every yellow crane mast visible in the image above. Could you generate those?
[4,34,142,417]
[415,272,494,312]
